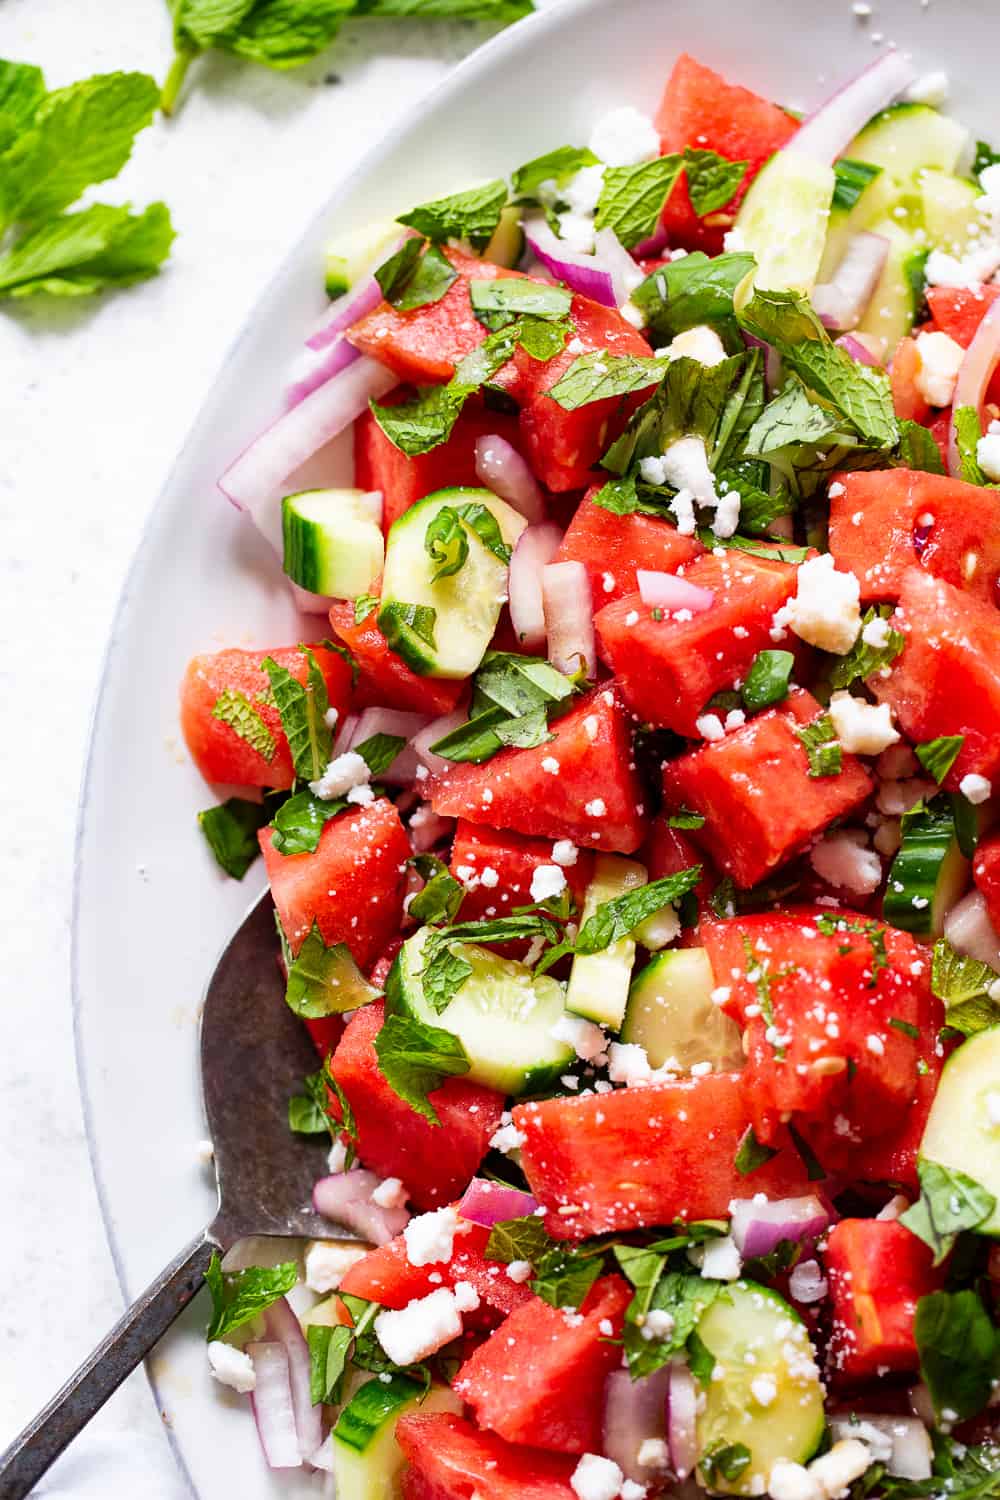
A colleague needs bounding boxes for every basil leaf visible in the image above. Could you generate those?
[262,647,332,781]
[742,649,794,712]
[492,704,554,749]
[916,735,965,785]
[531,1245,602,1310]
[469,277,571,330]
[485,1214,553,1264]
[211,688,276,761]
[828,605,905,690]
[511,144,598,200]
[632,250,757,342]
[832,157,881,213]
[574,868,702,955]
[546,350,665,410]
[270,790,347,855]
[307,1323,353,1406]
[683,147,748,217]
[373,1012,471,1124]
[734,1125,780,1175]
[794,713,843,778]
[397,179,508,250]
[375,238,457,310]
[900,1161,996,1265]
[198,796,270,878]
[205,1254,297,1340]
[897,418,946,475]
[915,1289,1000,1421]
[285,923,379,1018]
[594,154,684,249]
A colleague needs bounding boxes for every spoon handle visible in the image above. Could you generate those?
[0,1230,217,1500]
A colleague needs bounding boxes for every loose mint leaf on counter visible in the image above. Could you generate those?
[0,202,174,298]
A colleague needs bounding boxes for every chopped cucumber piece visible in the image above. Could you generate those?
[853,219,925,358]
[884,800,969,938]
[379,487,526,679]
[735,152,834,294]
[483,203,526,269]
[282,489,384,599]
[622,948,744,1072]
[324,220,401,299]
[388,926,574,1095]
[919,1028,1000,1236]
[920,169,986,256]
[694,1282,826,1494]
[848,103,969,186]
[566,855,647,1030]
[332,1374,461,1498]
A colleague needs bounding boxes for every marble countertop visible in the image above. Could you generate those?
[0,2,554,1492]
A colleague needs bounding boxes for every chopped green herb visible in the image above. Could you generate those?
[700,1444,753,1486]
[901,1161,996,1265]
[683,147,748,217]
[204,1254,297,1341]
[530,1244,602,1310]
[370,322,522,454]
[408,854,465,926]
[667,808,706,830]
[354,593,379,624]
[397,179,508,250]
[373,1012,471,1125]
[285,923,380,1019]
[261,647,332,781]
[511,144,598,200]
[288,1068,332,1135]
[632,250,757,342]
[197,796,271,879]
[742,649,794,712]
[734,1125,780,1176]
[469,277,571,330]
[594,155,684,249]
[916,735,965,785]
[915,1288,1000,1421]
[546,350,664,411]
[269,789,348,855]
[795,714,843,778]
[211,688,276,761]
[377,601,438,669]
[307,1323,353,1406]
[353,732,406,778]
[829,605,905,691]
[897,419,946,475]
[374,238,457,310]
[832,158,881,213]
[931,938,1000,1037]
[954,405,997,487]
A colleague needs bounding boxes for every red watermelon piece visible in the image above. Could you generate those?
[554,489,704,604]
[339,1221,531,1316]
[328,597,466,717]
[397,1414,578,1500]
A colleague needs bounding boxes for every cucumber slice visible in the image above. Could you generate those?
[379,487,527,679]
[566,855,647,1030]
[622,949,744,1072]
[388,926,574,1095]
[332,1375,461,1499]
[920,169,986,256]
[282,489,384,599]
[819,161,885,281]
[919,1028,1000,1235]
[884,800,969,938]
[694,1282,826,1494]
[483,203,526,270]
[853,219,925,358]
[847,103,969,186]
[734,152,834,294]
[324,220,401,299]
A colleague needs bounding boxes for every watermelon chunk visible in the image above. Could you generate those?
[825,1220,943,1386]
[328,597,466,716]
[829,468,1000,606]
[330,1000,504,1209]
[926,284,1000,348]
[846,1047,942,1191]
[180,644,354,790]
[453,1277,631,1454]
[595,551,802,736]
[339,1221,531,1316]
[889,336,932,425]
[514,1073,811,1240]
[655,54,798,254]
[554,489,704,604]
[397,1414,577,1500]
[449,821,593,935]
[662,689,874,888]
[429,685,647,854]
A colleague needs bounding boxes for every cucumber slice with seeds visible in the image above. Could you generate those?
[566,855,647,1030]
[623,948,744,1072]
[332,1375,461,1499]
[282,489,384,599]
[883,800,969,937]
[919,1028,1000,1236]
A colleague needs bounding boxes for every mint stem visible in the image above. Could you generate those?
[160,44,196,117]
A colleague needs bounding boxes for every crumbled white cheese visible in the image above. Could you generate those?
[552,839,579,867]
[769,1463,824,1500]
[809,829,883,895]
[723,227,748,252]
[903,70,949,105]
[807,1440,873,1498]
[671,488,697,536]
[960,773,992,804]
[585,798,606,817]
[589,107,660,167]
[642,1308,676,1339]
[571,1452,626,1500]
[490,1122,527,1154]
[667,324,728,368]
[551,1013,608,1061]
[607,1041,654,1087]
[347,784,376,806]
[530,863,568,904]
[207,1340,257,1393]
[913,331,965,408]
[542,756,561,775]
[788,1258,828,1304]
[925,243,1000,291]
[978,420,1000,482]
[304,1238,368,1293]
[695,713,726,742]
[452,1280,480,1314]
[309,750,371,801]
[637,1438,670,1469]
[559,210,598,254]
[563,164,606,215]
[861,614,893,650]
[751,1374,778,1408]
[371,1176,408,1209]
[507,1260,533,1282]
[375,1288,465,1367]
[659,435,718,503]
[403,1205,461,1267]
[781,553,862,655]
[699,1234,743,1282]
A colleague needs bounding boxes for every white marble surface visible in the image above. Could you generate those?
[0,2,553,1493]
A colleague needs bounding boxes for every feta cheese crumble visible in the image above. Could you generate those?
[403,1205,461,1267]
[779,553,862,655]
[371,1176,408,1209]
[978,420,1000,482]
[589,107,659,166]
[571,1452,626,1500]
[551,1013,608,1062]
[666,324,728,368]
[828,693,899,756]
[305,1238,368,1293]
[552,839,579,867]
[309,750,371,801]
[913,330,965,408]
[375,1287,467,1367]
[530,863,568,904]
[207,1340,256,1393]
[960,773,992,804]
[809,829,882,895]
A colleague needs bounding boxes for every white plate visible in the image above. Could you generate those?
[74,0,996,1493]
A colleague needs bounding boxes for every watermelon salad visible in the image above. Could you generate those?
[181,43,1000,1500]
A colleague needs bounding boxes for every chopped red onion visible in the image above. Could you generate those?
[603,1366,671,1483]
[836,332,883,367]
[788,52,918,165]
[288,581,336,616]
[637,570,715,615]
[812,233,889,331]
[633,225,670,260]
[307,258,399,352]
[908,1383,937,1429]
[331,711,360,758]
[263,1296,323,1462]
[948,300,1000,477]
[412,710,468,777]
[509,523,563,650]
[286,336,361,409]
[475,434,547,524]
[667,1359,698,1480]
[594,227,644,308]
[313,1169,410,1245]
[542,560,595,678]
[347,707,431,786]
[944,890,1000,970]
[247,1342,301,1469]
[407,802,455,853]
[523,216,617,308]
[730,1195,830,1258]
[458,1178,539,1228]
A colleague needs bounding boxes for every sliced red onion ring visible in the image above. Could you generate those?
[313,1169,410,1245]
[412,710,468,777]
[347,707,431,786]
[633,225,670,261]
[458,1178,539,1227]
[943,890,1000,970]
[788,51,918,165]
[830,1416,932,1481]
[523,216,617,308]
[637,570,715,614]
[603,1366,671,1483]
[475,434,547,524]
[667,1359,698,1480]
[836,332,883,367]
[509,523,563,650]
[247,1342,301,1469]
[264,1296,323,1462]
[219,356,397,535]
[730,1194,830,1258]
[948,300,1000,477]
[744,331,782,393]
[286,336,362,409]
[408,803,455,853]
[543,560,595,679]
[307,260,397,352]
[812,232,889,331]
[594,227,645,308]
[332,711,360,758]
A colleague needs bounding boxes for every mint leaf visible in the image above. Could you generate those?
[398,179,508,250]
[574,868,701,955]
[205,1254,298,1340]
[469,277,571,330]
[915,1289,1000,1421]
[617,1252,724,1379]
[408,855,465,926]
[931,938,1000,1037]
[832,157,881,213]
[421,943,474,1015]
[735,1125,780,1175]
[375,238,457,310]
[262,647,332,781]
[269,789,347,855]
[371,323,521,455]
[683,147,748,217]
[744,376,843,459]
[225,0,354,67]
[701,1445,753,1487]
[307,1323,353,1406]
[373,1012,471,1124]
[667,808,705,829]
[354,593,379,625]
[828,605,905,690]
[212,688,276,761]
[897,418,946,475]
[431,651,578,763]
[601,353,747,475]
[485,1214,553,1264]
[0,61,46,152]
[512,144,597,200]
[974,140,1000,178]
[954,405,997,487]
[285,922,379,1018]
[353,732,406,778]
[594,155,684,250]
[0,200,174,297]
[356,0,533,16]
[531,1245,602,1310]
[198,797,271,879]
[900,1161,996,1265]
[916,735,965,785]
[377,601,438,667]
[632,250,756,341]
[546,350,664,410]
[742,650,794,712]
[425,501,511,580]
[794,714,843,778]
[172,1,259,49]
[288,1068,332,1134]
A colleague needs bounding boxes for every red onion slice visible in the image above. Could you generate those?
[219,356,396,532]
[789,52,918,165]
[948,300,1000,477]
[313,1169,410,1246]
[667,1359,698,1480]
[603,1366,671,1484]
[633,225,670,260]
[412,710,468,777]
[943,890,1000,970]
[594,227,644,308]
[459,1178,540,1228]
[288,581,336,616]
[247,1342,301,1469]
[286,337,362,409]
[637,570,715,614]
[729,1194,830,1258]
[542,560,595,679]
[264,1296,323,1462]
[509,523,563,650]
[523,216,617,308]
[347,707,431,786]
[836,332,883,367]
[307,255,400,352]
[408,803,455,853]
[812,232,889,331]
[475,434,547,525]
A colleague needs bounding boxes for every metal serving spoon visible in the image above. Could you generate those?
[0,892,348,1500]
